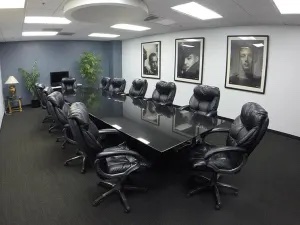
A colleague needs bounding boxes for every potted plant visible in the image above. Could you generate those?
[18,61,40,108]
[79,52,102,86]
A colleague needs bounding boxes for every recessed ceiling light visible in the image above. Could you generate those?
[0,0,25,8]
[111,24,150,31]
[88,33,120,38]
[273,0,300,14]
[182,44,195,48]
[22,32,58,36]
[253,43,264,48]
[24,17,71,24]
[171,1,222,20]
[239,36,256,40]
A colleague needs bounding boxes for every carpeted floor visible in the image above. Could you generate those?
[0,108,299,225]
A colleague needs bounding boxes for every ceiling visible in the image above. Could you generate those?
[0,0,299,42]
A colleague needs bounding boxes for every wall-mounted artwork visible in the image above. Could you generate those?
[141,41,161,79]
[174,38,205,84]
[225,35,269,94]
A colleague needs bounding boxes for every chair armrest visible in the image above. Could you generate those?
[201,127,230,141]
[98,128,119,135]
[206,110,218,117]
[204,146,247,160]
[97,149,145,162]
[179,105,190,111]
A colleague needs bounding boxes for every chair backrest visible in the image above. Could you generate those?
[109,78,126,93]
[61,78,76,94]
[129,79,148,98]
[152,81,176,105]
[226,102,269,158]
[47,91,70,126]
[189,85,220,115]
[68,102,102,164]
[100,77,111,90]
[36,83,45,105]
[42,87,54,111]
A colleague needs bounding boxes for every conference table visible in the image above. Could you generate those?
[64,88,225,153]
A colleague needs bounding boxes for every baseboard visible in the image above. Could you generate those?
[217,115,300,141]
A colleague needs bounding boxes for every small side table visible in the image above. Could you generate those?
[7,96,22,114]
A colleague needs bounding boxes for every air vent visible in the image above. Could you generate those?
[42,28,63,32]
[144,14,159,21]
[58,32,75,36]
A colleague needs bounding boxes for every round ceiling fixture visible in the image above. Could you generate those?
[64,0,149,24]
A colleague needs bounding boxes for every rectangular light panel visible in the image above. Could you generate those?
[89,33,120,38]
[111,24,150,31]
[22,32,58,36]
[0,0,25,8]
[171,2,222,20]
[273,0,300,14]
[24,17,71,24]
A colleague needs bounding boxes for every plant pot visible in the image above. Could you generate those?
[31,99,40,108]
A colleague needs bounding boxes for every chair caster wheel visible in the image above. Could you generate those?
[234,191,239,196]
[215,204,221,210]
[61,145,65,149]
[64,162,69,166]
[124,208,131,213]
[81,169,86,174]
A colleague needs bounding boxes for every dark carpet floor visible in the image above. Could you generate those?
[0,108,300,225]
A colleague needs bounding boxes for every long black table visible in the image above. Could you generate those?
[65,88,224,153]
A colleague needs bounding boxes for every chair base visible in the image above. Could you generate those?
[42,115,53,123]
[187,174,238,210]
[93,179,148,213]
[64,152,87,174]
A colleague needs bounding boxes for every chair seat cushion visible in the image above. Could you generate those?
[104,146,148,174]
[190,143,233,171]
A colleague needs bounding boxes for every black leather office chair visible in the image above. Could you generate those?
[181,85,220,117]
[109,78,126,94]
[36,83,45,107]
[187,102,269,209]
[100,77,111,91]
[61,78,77,95]
[68,102,150,212]
[129,79,148,98]
[40,86,54,123]
[47,91,75,148]
[35,83,44,105]
[151,81,176,105]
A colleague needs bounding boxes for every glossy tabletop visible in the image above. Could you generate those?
[65,88,224,153]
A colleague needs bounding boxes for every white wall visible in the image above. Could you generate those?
[0,61,4,129]
[122,26,300,137]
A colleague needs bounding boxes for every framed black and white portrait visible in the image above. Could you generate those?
[225,35,269,94]
[141,41,161,79]
[174,38,205,84]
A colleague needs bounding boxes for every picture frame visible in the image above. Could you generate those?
[141,41,161,79]
[174,37,205,84]
[225,35,269,94]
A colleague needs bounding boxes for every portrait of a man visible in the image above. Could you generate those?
[141,41,161,79]
[175,38,204,84]
[225,36,269,94]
